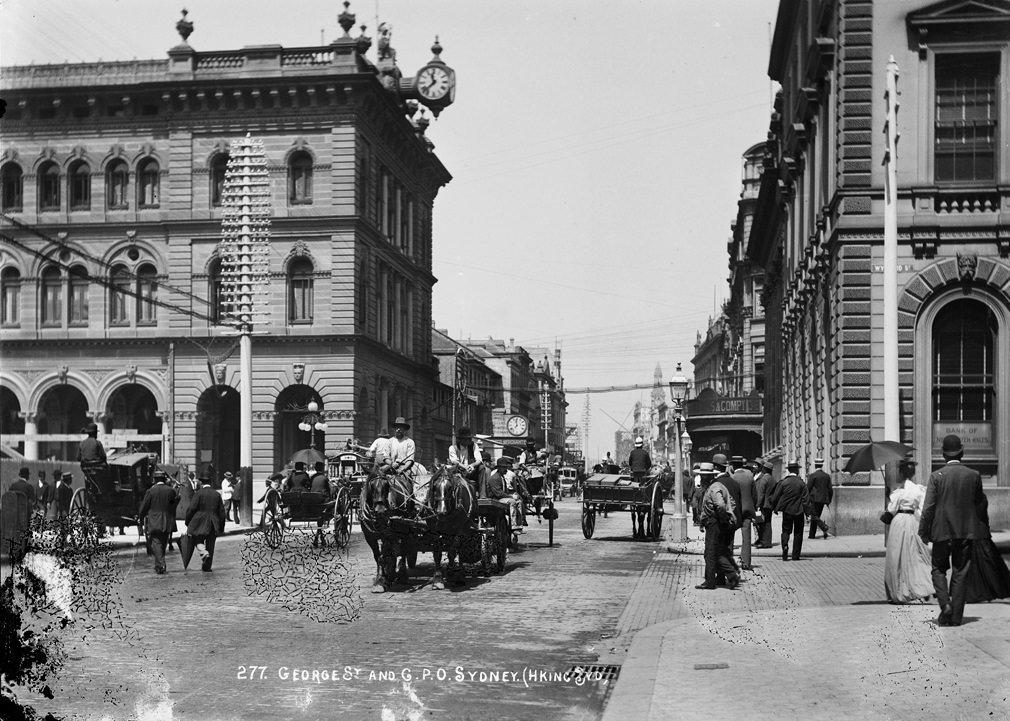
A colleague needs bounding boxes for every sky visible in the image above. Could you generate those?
[0,0,782,462]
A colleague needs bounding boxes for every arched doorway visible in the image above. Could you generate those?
[105,383,163,459]
[273,386,325,470]
[0,387,25,454]
[195,385,240,485]
[37,385,90,461]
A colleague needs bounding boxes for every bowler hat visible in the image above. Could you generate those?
[941,434,963,455]
[456,426,472,439]
[153,470,168,480]
[761,459,774,470]
[711,453,728,468]
[61,472,74,481]
[496,455,513,467]
[730,455,745,465]
[481,451,492,462]
[294,461,305,470]
[269,472,286,481]
[392,416,410,430]
[84,422,99,434]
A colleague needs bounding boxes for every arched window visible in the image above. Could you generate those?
[68,264,89,326]
[288,257,314,323]
[933,299,996,422]
[106,160,129,209]
[137,263,158,325]
[41,266,62,325]
[1,163,23,211]
[1,267,21,326]
[289,151,313,205]
[208,258,224,324]
[38,162,60,211]
[210,153,229,207]
[137,158,160,207]
[68,160,91,210]
[110,264,131,325]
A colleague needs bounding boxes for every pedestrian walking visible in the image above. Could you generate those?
[229,473,243,526]
[769,460,809,561]
[713,454,741,573]
[731,457,758,569]
[754,459,775,547]
[964,512,1010,604]
[138,470,179,575]
[35,470,54,519]
[695,464,740,590]
[185,475,227,572]
[220,471,235,522]
[10,467,35,515]
[918,434,989,626]
[806,457,833,539]
[883,458,933,604]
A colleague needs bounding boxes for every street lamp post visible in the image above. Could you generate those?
[297,400,328,450]
[669,364,690,542]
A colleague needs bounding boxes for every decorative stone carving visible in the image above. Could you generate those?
[957,252,978,282]
[126,364,137,383]
[214,363,227,385]
[293,363,305,384]
[58,365,69,384]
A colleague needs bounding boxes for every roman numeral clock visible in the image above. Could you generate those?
[405,37,456,117]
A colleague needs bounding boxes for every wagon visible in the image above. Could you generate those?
[580,472,664,540]
[259,485,347,549]
[328,451,371,538]
[513,464,559,546]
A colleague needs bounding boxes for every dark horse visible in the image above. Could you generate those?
[425,466,478,589]
[358,470,414,593]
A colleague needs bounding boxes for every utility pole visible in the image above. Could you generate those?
[883,57,900,443]
[219,133,271,526]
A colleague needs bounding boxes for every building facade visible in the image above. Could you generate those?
[0,7,454,475]
[751,0,1010,484]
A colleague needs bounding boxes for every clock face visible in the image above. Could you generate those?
[506,415,528,437]
[417,65,451,101]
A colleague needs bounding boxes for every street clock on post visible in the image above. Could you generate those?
[412,36,455,117]
[506,415,529,437]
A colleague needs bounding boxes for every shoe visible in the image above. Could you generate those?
[782,555,790,561]
[937,605,953,626]
[694,583,717,590]
[727,574,740,590]
[792,556,801,561]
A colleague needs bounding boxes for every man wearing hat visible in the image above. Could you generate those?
[628,437,652,486]
[754,459,776,548]
[76,422,107,475]
[388,417,416,477]
[221,471,235,522]
[712,454,742,573]
[919,434,989,627]
[769,460,809,561]
[485,455,523,531]
[696,463,740,590]
[806,457,833,540]
[731,456,758,568]
[139,470,179,575]
[186,474,226,572]
[448,426,482,485]
[286,461,311,492]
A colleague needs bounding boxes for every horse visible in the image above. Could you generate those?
[424,465,478,589]
[358,470,415,593]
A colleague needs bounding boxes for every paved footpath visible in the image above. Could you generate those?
[601,523,1010,721]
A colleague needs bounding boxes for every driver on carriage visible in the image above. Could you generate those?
[448,426,482,488]
[484,455,526,531]
[77,422,108,482]
[285,461,312,492]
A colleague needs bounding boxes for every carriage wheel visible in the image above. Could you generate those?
[67,487,97,548]
[581,504,596,539]
[649,483,664,540]
[494,514,508,573]
[262,491,284,549]
[333,487,351,549]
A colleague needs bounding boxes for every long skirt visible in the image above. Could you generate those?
[964,535,1010,603]
[884,513,933,603]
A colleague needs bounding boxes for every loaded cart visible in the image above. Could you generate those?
[580,471,663,540]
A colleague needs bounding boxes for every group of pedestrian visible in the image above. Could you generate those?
[884,433,1010,626]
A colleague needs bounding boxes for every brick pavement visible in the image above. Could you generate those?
[601,522,1010,721]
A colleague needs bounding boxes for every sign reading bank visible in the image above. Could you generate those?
[932,422,993,452]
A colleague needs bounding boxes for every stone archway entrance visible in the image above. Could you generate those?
[105,383,163,459]
[195,385,240,485]
[0,387,25,455]
[37,385,90,462]
[273,386,325,471]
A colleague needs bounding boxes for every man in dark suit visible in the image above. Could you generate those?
[186,475,227,572]
[138,470,179,575]
[712,454,741,578]
[732,457,758,568]
[806,457,833,539]
[769,460,809,561]
[286,462,311,492]
[10,467,36,511]
[754,459,775,548]
[919,434,988,627]
[35,470,55,519]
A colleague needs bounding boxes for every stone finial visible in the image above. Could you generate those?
[356,24,372,54]
[430,35,443,61]
[176,9,194,43]
[338,1,355,37]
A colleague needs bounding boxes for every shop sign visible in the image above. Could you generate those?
[932,422,992,451]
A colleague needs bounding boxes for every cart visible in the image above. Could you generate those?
[328,451,371,540]
[513,464,559,546]
[259,486,345,549]
[580,472,664,540]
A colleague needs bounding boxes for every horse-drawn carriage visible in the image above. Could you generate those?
[328,450,371,533]
[580,470,664,541]
[70,452,182,547]
[512,462,559,547]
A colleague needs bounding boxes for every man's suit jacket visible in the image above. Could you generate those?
[185,484,226,537]
[717,472,743,526]
[139,482,179,534]
[731,468,757,519]
[9,478,35,512]
[36,481,55,509]
[918,461,988,543]
[769,474,809,516]
[806,469,833,505]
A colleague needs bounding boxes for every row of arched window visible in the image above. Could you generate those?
[0,150,315,213]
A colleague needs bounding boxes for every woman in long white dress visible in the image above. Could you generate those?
[884,460,934,604]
